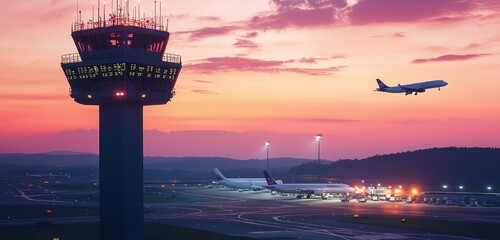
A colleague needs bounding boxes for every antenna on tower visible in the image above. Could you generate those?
[76,0,79,24]
[98,0,101,26]
[159,1,162,29]
[154,1,157,30]
[103,1,106,26]
[138,0,141,21]
[92,2,95,23]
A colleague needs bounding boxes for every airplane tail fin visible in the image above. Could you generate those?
[263,170,277,185]
[376,79,389,89]
[213,168,226,181]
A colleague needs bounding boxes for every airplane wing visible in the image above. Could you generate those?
[398,84,425,93]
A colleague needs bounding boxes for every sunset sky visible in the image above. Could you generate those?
[1,0,499,160]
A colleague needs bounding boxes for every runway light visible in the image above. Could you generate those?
[87,94,92,99]
[487,186,492,191]
[442,185,448,189]
[399,185,402,189]
[141,93,146,98]
[395,189,402,194]
[412,189,418,195]
[315,134,322,141]
[459,186,464,190]
[377,183,381,187]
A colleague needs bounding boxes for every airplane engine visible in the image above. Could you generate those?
[314,190,324,196]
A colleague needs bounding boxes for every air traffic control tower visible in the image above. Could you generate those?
[61,7,182,240]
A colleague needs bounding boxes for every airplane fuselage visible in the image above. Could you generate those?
[217,178,270,190]
[376,79,448,95]
[264,183,355,195]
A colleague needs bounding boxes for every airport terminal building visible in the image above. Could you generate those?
[420,191,500,206]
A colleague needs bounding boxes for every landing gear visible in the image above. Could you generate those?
[439,87,441,91]
[306,194,311,199]
[296,194,303,199]
[415,92,418,96]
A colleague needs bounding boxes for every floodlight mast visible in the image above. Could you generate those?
[60,2,182,239]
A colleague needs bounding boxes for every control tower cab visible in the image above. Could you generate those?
[61,19,182,105]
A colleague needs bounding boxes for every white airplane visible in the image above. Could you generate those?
[263,170,355,199]
[375,78,448,95]
[213,168,282,191]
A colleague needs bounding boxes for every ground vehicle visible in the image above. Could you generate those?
[358,198,367,203]
[371,196,378,201]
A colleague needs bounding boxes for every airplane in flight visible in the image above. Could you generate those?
[213,168,283,191]
[263,170,355,199]
[375,78,448,95]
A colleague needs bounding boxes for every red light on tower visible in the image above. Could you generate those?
[115,91,125,97]
[46,209,52,214]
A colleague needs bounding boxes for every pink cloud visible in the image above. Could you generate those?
[392,32,406,38]
[270,0,348,11]
[241,32,258,39]
[193,80,215,84]
[196,16,223,22]
[412,54,491,64]
[295,57,325,64]
[331,55,346,59]
[192,89,218,95]
[185,57,344,76]
[249,7,338,30]
[176,26,238,41]
[233,39,259,49]
[166,14,190,20]
[349,0,474,25]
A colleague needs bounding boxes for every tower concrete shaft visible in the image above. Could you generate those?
[99,104,143,240]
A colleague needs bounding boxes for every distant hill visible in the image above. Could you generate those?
[0,153,312,178]
[0,153,99,167]
[288,147,500,190]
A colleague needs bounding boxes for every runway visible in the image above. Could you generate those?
[145,187,500,239]
[2,178,500,239]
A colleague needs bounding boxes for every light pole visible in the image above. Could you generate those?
[265,141,270,172]
[315,134,322,181]
[442,185,448,190]
[487,186,492,191]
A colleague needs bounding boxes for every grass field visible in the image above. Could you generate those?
[0,223,258,240]
[0,205,98,220]
[339,215,500,239]
[58,193,187,203]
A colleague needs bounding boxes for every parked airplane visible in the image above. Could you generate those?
[375,78,448,95]
[213,168,282,191]
[263,170,355,199]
